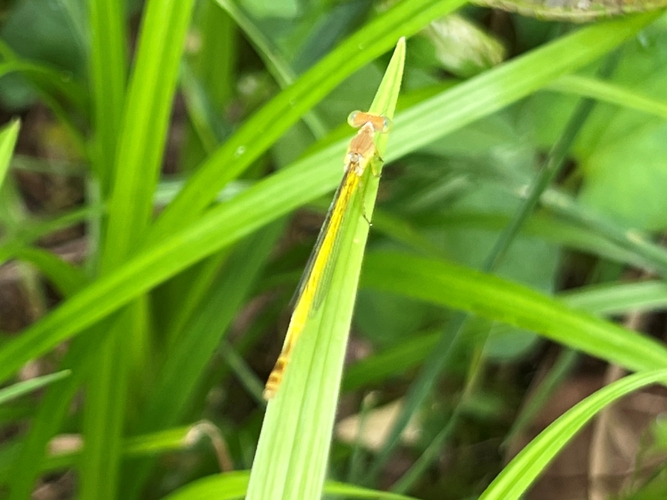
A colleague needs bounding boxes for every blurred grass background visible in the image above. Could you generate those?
[1,1,667,499]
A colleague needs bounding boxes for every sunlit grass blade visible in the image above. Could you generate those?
[561,279,667,315]
[345,278,667,393]
[479,370,667,500]
[245,38,405,500]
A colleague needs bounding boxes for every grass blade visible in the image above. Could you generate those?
[88,0,126,191]
[480,370,667,499]
[547,74,667,120]
[0,120,19,190]
[361,251,667,372]
[0,370,70,406]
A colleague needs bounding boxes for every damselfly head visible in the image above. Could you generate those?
[347,111,392,133]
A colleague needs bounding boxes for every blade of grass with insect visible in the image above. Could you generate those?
[262,110,392,400]
[245,39,405,500]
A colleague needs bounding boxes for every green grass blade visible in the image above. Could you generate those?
[0,46,88,112]
[421,210,650,270]
[561,280,667,315]
[3,204,101,248]
[5,248,91,500]
[23,423,224,477]
[3,246,87,296]
[502,349,579,448]
[0,61,86,154]
[0,370,70,406]
[215,0,297,89]
[0,120,19,190]
[102,0,195,266]
[542,189,667,279]
[245,39,405,500]
[214,0,328,138]
[345,277,667,393]
[179,2,235,167]
[7,323,112,500]
[361,251,667,372]
[479,370,667,500]
[88,0,126,191]
[547,74,667,120]
[369,49,621,477]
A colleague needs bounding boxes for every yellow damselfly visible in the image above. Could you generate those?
[263,111,391,400]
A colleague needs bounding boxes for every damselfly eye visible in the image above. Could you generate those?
[347,110,363,128]
[379,116,392,133]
